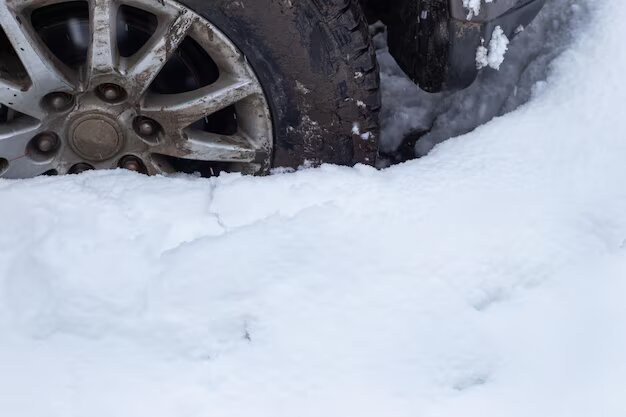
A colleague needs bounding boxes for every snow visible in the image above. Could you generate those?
[464,0,494,19]
[2,0,626,416]
[476,26,510,70]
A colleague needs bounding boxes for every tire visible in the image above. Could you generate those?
[179,0,381,168]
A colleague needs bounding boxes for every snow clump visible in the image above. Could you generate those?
[476,26,510,70]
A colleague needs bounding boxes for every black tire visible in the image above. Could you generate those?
[177,0,381,168]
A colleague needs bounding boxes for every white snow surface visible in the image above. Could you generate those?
[2,0,626,416]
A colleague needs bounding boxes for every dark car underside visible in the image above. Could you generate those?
[362,0,546,92]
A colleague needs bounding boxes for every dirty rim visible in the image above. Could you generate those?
[0,0,273,178]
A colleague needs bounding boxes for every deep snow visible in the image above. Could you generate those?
[1,0,626,416]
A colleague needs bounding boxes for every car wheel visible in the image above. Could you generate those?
[0,0,380,178]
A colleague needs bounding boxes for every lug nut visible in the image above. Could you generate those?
[45,92,73,111]
[28,132,60,161]
[134,117,161,143]
[33,132,59,153]
[138,120,156,136]
[97,83,126,102]
[69,163,94,174]
[119,156,147,174]
[123,159,141,172]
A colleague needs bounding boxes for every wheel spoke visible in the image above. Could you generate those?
[0,79,46,120]
[86,0,118,80]
[0,117,39,156]
[0,118,53,178]
[153,130,257,162]
[142,77,260,130]
[125,10,195,97]
[1,153,55,178]
[0,1,73,93]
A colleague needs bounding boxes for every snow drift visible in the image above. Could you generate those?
[1,0,625,416]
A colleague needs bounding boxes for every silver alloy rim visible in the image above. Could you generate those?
[0,0,273,178]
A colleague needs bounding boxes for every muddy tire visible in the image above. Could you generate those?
[180,0,381,168]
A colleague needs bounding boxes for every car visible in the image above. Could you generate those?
[0,0,545,179]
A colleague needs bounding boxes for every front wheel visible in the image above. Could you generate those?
[0,0,380,179]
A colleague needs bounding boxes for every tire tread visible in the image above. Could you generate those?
[312,0,381,164]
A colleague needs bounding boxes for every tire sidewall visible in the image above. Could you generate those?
[177,0,379,168]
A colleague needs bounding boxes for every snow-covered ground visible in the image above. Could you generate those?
[1,0,625,415]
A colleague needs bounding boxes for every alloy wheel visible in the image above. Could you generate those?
[0,0,273,178]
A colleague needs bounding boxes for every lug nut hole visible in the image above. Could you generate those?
[27,132,61,162]
[43,92,74,112]
[96,83,127,103]
[133,117,161,144]
[69,163,94,174]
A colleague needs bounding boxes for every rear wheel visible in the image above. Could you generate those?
[0,0,380,179]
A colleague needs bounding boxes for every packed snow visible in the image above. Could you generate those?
[476,26,510,70]
[1,0,625,416]
[464,0,494,19]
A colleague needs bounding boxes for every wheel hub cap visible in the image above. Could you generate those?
[70,116,124,162]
